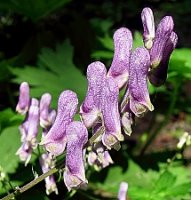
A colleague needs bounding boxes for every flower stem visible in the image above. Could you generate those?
[1,128,103,200]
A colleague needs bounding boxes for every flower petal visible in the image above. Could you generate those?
[108,27,133,88]
[149,31,178,86]
[150,16,174,68]
[127,47,154,117]
[141,7,155,49]
[102,77,123,149]
[16,82,30,115]
[40,90,78,156]
[64,121,88,191]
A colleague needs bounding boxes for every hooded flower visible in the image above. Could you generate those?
[141,7,155,49]
[121,110,134,136]
[40,90,78,157]
[149,31,178,86]
[87,143,113,170]
[102,77,123,149]
[39,93,52,128]
[16,82,30,115]
[118,182,128,200]
[25,98,39,146]
[64,121,88,191]
[16,98,39,165]
[121,47,154,117]
[40,153,58,195]
[16,142,33,166]
[150,16,174,69]
[80,61,107,128]
[107,27,133,89]
[80,61,123,149]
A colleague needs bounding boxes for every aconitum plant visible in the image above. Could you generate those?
[8,7,177,200]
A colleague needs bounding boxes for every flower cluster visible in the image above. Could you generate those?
[16,7,177,195]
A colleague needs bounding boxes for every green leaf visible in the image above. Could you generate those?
[0,109,23,133]
[167,183,191,197]
[91,50,113,59]
[0,126,20,174]
[133,31,144,49]
[98,34,114,51]
[11,41,87,108]
[153,170,176,193]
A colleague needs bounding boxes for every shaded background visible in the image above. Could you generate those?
[1,0,191,199]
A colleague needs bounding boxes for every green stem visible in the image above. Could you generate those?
[140,81,180,155]
[1,166,60,200]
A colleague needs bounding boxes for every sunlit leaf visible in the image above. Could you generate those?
[0,126,20,174]
[11,40,87,108]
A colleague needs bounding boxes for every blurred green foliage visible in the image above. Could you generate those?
[0,0,191,199]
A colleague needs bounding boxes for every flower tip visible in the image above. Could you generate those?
[102,134,123,150]
[64,170,88,191]
[40,137,66,157]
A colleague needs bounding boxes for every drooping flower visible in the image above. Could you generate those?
[107,27,133,89]
[40,153,58,195]
[16,142,33,166]
[40,90,78,157]
[80,61,123,149]
[64,121,88,191]
[121,47,154,117]
[141,7,155,49]
[118,182,128,200]
[25,98,39,146]
[121,110,134,136]
[87,143,113,170]
[102,77,123,149]
[39,93,52,128]
[150,16,174,69]
[80,61,107,128]
[16,82,30,115]
[16,98,39,165]
[149,31,178,86]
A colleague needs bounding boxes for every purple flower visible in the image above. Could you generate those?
[80,61,106,128]
[16,82,30,115]
[81,61,123,149]
[118,182,128,200]
[39,93,52,128]
[87,141,113,170]
[40,90,78,157]
[150,16,174,69]
[121,111,133,136]
[64,121,88,191]
[25,98,39,146]
[141,7,155,49]
[40,153,58,195]
[16,142,33,166]
[107,27,133,89]
[102,77,123,149]
[121,47,154,117]
[16,98,39,165]
[149,31,178,86]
